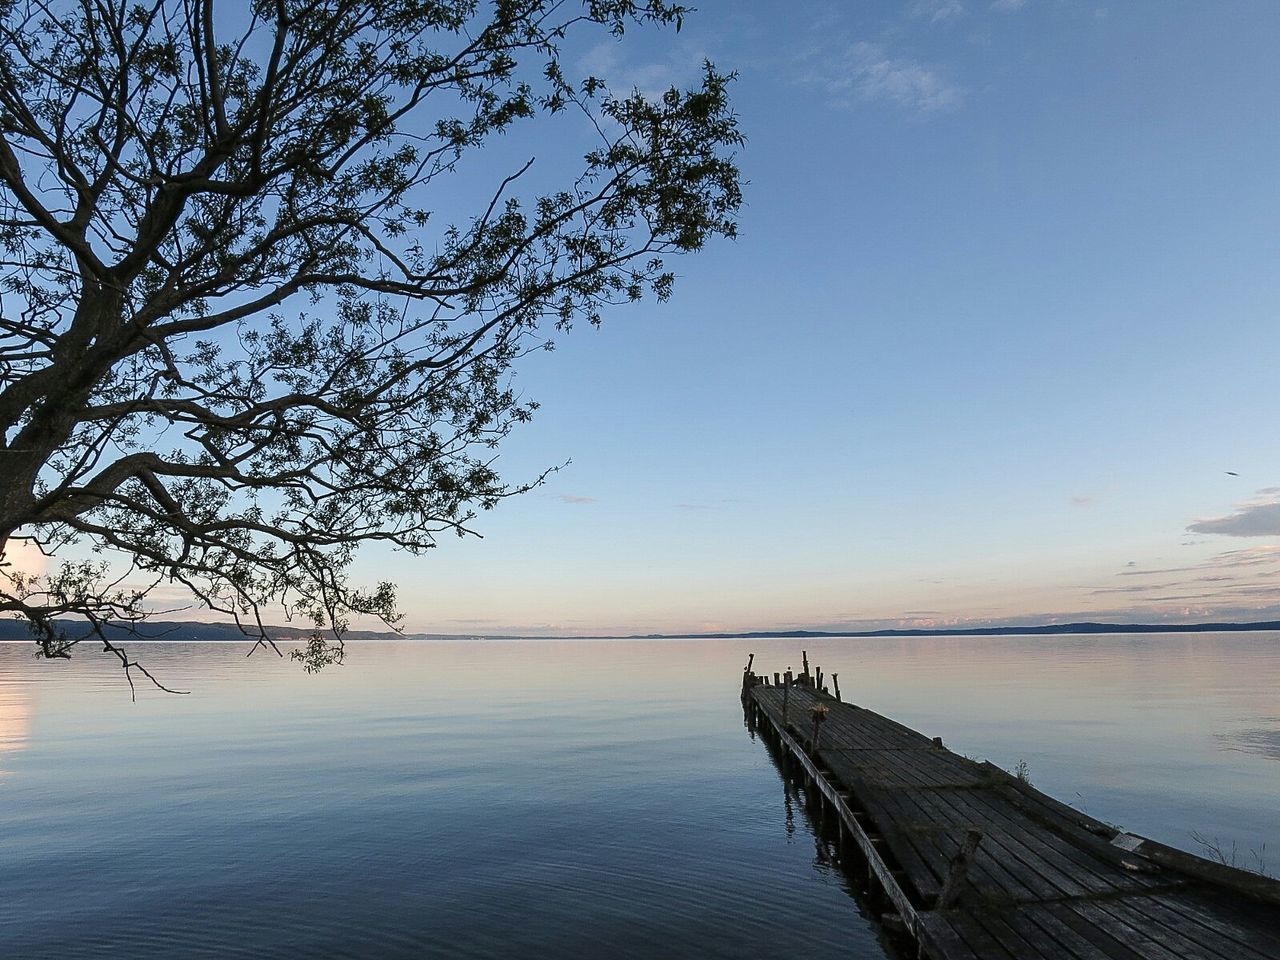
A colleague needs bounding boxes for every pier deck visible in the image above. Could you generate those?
[742,667,1280,960]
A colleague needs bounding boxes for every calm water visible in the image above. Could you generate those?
[1,633,1277,958]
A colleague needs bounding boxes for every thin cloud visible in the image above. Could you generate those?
[1067,543,1280,619]
[1115,546,1280,579]
[1188,490,1280,538]
[910,0,966,22]
[1216,545,1280,562]
[801,41,962,115]
[578,39,706,101]
[1092,574,1272,596]
[1092,583,1179,595]
[1070,494,1096,507]
[555,494,596,505]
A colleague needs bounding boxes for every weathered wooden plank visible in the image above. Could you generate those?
[891,830,948,900]
[947,787,1162,895]
[924,911,1016,960]
[977,828,1094,900]
[851,784,970,905]
[899,768,1163,913]
[1060,900,1190,960]
[822,748,984,790]
[983,761,1120,839]
[944,789,1117,898]
[1014,904,1137,960]
[744,681,1280,960]
[1041,901,1158,960]
[1134,893,1280,960]
[1087,898,1234,960]
[758,699,924,934]
[968,828,1084,902]
[885,790,1045,904]
[917,912,1001,960]
[1114,835,1280,907]
[993,782,1181,884]
[1153,890,1280,953]
[880,787,1064,904]
[819,722,932,751]
[881,749,988,789]
[971,908,1060,960]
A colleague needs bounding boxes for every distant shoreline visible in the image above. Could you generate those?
[1,618,1279,643]
[606,620,1280,640]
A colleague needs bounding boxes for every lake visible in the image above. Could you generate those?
[1,633,1277,958]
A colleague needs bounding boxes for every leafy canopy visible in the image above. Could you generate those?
[0,0,741,688]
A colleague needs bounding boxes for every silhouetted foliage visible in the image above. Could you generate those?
[0,0,740,686]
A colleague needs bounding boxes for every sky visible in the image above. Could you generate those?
[18,1,1278,638]
[345,0,1280,637]
[349,0,1280,636]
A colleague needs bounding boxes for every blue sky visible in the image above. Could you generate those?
[350,1,1280,636]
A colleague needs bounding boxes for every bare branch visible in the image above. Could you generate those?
[0,0,739,688]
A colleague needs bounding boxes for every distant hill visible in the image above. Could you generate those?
[615,621,1280,639]
[0,618,1278,643]
[0,619,403,642]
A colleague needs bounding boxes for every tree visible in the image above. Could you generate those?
[0,0,741,688]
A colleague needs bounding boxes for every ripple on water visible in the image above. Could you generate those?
[3,635,1278,958]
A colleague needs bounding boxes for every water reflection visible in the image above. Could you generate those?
[0,634,1276,959]
[0,640,890,960]
[0,655,31,776]
[748,702,901,958]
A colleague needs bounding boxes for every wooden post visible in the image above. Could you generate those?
[936,830,983,909]
[832,673,841,701]
[773,672,781,686]
[782,672,791,724]
[802,649,810,678]
[932,736,943,748]
[815,667,823,692]
[811,706,827,751]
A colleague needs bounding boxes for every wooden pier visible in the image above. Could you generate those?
[741,655,1280,960]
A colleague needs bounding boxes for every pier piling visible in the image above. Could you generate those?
[739,657,1280,960]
